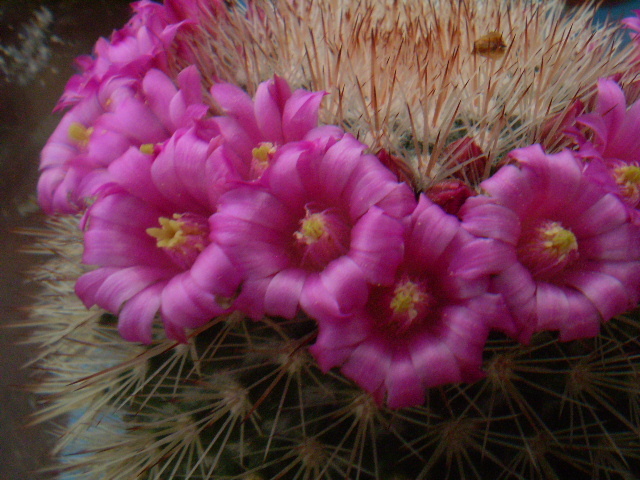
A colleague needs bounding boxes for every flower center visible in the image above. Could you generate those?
[295,213,327,245]
[377,278,434,335]
[614,165,640,207]
[251,142,277,178]
[139,143,156,155]
[518,219,579,279]
[147,213,209,269]
[68,122,93,148]
[293,207,349,270]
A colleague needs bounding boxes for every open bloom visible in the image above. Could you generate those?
[75,125,239,343]
[460,144,640,342]
[38,66,208,214]
[212,132,416,320]
[57,0,195,109]
[211,75,327,180]
[306,195,512,408]
[571,79,640,218]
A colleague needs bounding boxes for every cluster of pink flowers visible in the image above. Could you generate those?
[38,1,640,408]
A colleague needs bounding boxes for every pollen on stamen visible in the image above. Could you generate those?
[518,220,579,279]
[614,165,640,206]
[139,143,155,155]
[294,213,327,245]
[147,215,187,249]
[68,121,93,147]
[146,213,209,269]
[251,142,277,177]
[386,279,432,334]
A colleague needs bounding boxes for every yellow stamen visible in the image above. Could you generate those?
[390,281,425,322]
[295,213,326,245]
[68,122,93,147]
[252,142,276,166]
[140,143,155,155]
[146,215,188,249]
[541,223,578,261]
[615,165,640,201]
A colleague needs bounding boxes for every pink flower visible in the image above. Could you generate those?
[211,132,416,321]
[38,66,208,214]
[211,76,327,180]
[57,0,192,109]
[572,79,640,218]
[460,144,640,342]
[75,126,240,343]
[306,195,512,408]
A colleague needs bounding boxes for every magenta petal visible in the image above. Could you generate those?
[264,268,308,319]
[75,267,119,308]
[449,238,516,279]
[492,263,537,342]
[460,197,521,244]
[309,342,358,373]
[346,157,409,219]
[609,98,640,159]
[253,79,286,143]
[262,144,306,209]
[211,82,261,141]
[92,265,171,312]
[98,96,168,144]
[440,306,488,369]
[563,269,631,321]
[594,79,627,146]
[108,147,167,206]
[579,224,640,261]
[384,353,425,409]
[349,207,404,285]
[213,116,257,160]
[282,90,326,142]
[142,68,179,130]
[37,168,73,214]
[118,282,165,344]
[161,274,222,329]
[162,319,189,343]
[569,193,628,238]
[177,65,204,106]
[519,149,584,215]
[409,338,462,387]
[303,125,345,144]
[340,340,389,404]
[576,113,609,149]
[536,283,601,341]
[409,196,461,264]
[297,135,362,203]
[478,163,534,217]
[534,282,571,334]
[234,277,270,320]
[189,244,242,299]
[151,133,206,212]
[300,256,369,320]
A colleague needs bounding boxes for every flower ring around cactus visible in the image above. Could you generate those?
[27,0,640,479]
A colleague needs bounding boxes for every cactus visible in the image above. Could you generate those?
[26,1,640,479]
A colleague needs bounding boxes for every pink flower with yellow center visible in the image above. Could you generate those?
[38,66,208,214]
[75,125,239,343]
[306,195,512,408]
[572,79,640,220]
[211,132,416,321]
[57,0,198,109]
[211,75,327,180]
[460,144,640,342]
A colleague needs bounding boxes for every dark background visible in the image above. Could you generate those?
[1,1,639,479]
